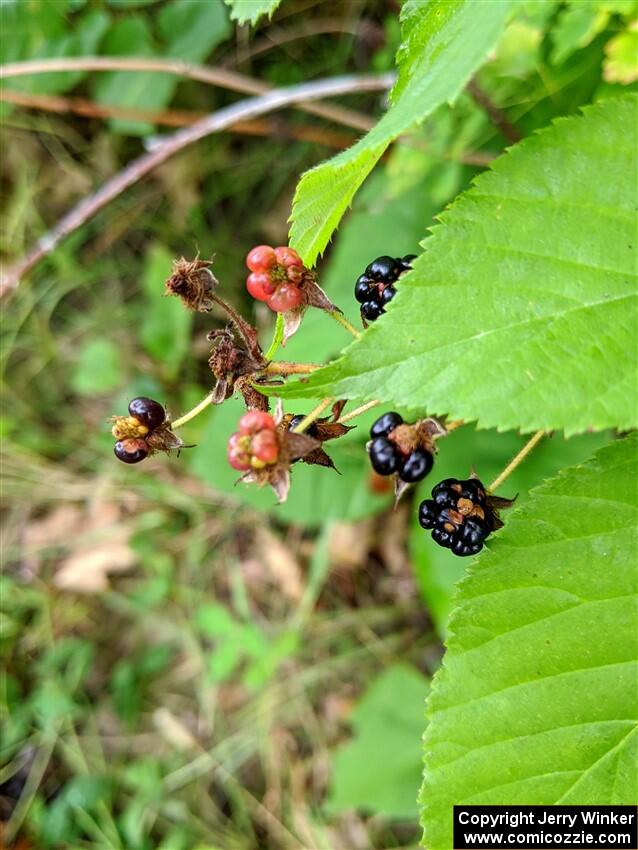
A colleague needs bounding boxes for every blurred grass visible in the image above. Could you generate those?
[0,1,627,848]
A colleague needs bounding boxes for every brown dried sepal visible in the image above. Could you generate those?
[281,269,343,346]
[387,416,445,460]
[279,413,354,472]
[165,257,218,312]
[208,327,267,405]
[146,423,187,454]
[239,425,320,504]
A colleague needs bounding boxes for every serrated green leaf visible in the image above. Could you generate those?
[288,0,513,265]
[224,0,281,26]
[327,665,429,819]
[276,96,638,435]
[420,434,638,849]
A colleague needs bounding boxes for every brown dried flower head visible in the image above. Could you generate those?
[165,256,218,312]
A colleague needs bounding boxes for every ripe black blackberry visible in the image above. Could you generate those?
[367,411,434,485]
[418,477,495,557]
[354,254,416,323]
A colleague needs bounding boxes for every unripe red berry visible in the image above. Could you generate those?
[286,265,303,284]
[246,245,276,272]
[274,246,302,267]
[246,272,276,301]
[266,284,303,313]
[227,433,252,470]
[114,438,149,464]
[239,410,276,435]
[251,429,279,465]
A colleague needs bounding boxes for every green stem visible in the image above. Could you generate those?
[264,313,284,361]
[329,309,361,339]
[171,392,215,430]
[489,429,546,492]
[292,397,335,433]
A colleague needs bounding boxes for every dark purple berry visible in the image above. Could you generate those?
[128,397,165,431]
[460,518,488,546]
[366,256,397,281]
[381,286,396,304]
[459,478,487,503]
[369,436,399,475]
[436,508,462,533]
[418,499,437,529]
[432,526,454,548]
[432,478,458,508]
[355,276,372,303]
[452,537,483,557]
[370,411,403,439]
[361,301,383,321]
[114,438,149,464]
[400,449,433,483]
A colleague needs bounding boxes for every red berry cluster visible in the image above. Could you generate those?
[227,410,280,471]
[245,245,305,312]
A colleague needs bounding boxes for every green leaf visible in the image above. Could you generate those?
[1,5,109,94]
[159,0,231,61]
[140,244,192,380]
[604,22,638,84]
[276,95,638,435]
[327,665,429,819]
[70,338,123,395]
[224,0,282,25]
[420,434,638,849]
[288,0,513,265]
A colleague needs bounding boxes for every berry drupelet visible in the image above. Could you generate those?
[419,477,494,556]
[227,410,280,471]
[367,411,434,485]
[355,254,416,323]
[128,397,166,431]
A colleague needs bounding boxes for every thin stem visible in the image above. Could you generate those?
[263,361,320,376]
[292,398,335,433]
[1,71,394,295]
[337,399,380,424]
[0,88,355,148]
[171,392,215,430]
[444,419,465,433]
[264,313,284,362]
[489,429,546,492]
[329,310,361,339]
[0,56,385,133]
